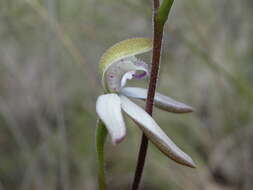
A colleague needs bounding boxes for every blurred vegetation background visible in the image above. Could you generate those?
[0,0,253,189]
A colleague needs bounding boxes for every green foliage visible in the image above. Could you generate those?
[96,120,107,190]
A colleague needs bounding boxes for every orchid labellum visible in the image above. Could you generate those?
[96,38,195,189]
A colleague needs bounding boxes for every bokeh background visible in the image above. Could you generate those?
[0,0,253,189]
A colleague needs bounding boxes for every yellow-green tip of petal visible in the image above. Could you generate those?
[99,38,153,76]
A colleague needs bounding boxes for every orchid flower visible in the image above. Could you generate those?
[96,38,195,189]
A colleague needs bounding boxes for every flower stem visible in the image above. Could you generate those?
[96,120,108,190]
[131,0,174,189]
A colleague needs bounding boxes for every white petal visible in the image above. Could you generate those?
[120,95,196,168]
[96,94,126,145]
[121,87,194,113]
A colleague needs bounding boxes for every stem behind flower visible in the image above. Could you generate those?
[96,120,108,190]
[131,0,174,189]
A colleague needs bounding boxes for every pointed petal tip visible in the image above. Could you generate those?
[119,95,196,168]
[174,151,196,168]
[183,105,195,113]
[178,153,197,168]
[162,102,195,114]
[184,159,197,168]
[190,163,197,168]
[170,153,196,168]
[162,147,196,168]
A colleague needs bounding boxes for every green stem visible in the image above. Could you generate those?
[157,0,174,26]
[96,120,108,190]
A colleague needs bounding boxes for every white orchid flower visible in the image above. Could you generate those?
[96,38,195,189]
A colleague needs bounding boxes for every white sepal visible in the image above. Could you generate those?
[96,94,126,145]
[121,87,194,113]
[119,95,196,168]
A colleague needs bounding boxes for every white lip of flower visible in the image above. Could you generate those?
[96,38,196,168]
